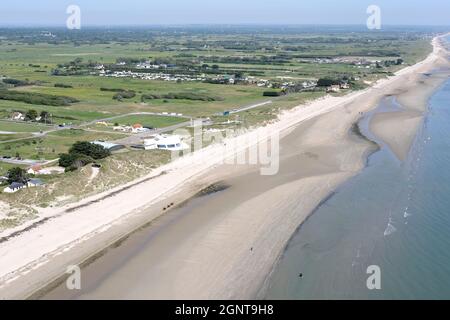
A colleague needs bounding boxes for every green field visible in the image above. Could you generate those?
[0,133,32,142]
[0,79,267,125]
[0,28,432,127]
[0,161,26,176]
[0,129,126,160]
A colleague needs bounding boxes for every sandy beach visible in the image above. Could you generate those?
[0,34,448,300]
[370,37,450,160]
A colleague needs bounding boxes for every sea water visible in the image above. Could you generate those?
[264,64,450,299]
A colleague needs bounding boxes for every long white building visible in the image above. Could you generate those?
[144,134,189,151]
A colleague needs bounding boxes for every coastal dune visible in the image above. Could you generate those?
[0,34,448,300]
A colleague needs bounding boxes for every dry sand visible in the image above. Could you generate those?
[0,34,448,300]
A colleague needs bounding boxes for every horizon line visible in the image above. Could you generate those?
[1,23,450,28]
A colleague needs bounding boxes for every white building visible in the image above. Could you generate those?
[27,165,64,175]
[340,83,350,89]
[144,134,189,151]
[91,140,125,152]
[11,112,25,121]
[113,125,133,132]
[3,182,25,193]
[327,85,341,93]
[132,126,151,134]
[3,179,45,193]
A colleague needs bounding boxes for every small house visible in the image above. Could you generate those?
[326,85,341,93]
[3,182,25,193]
[132,124,150,133]
[340,82,350,89]
[28,178,45,187]
[11,112,25,121]
[113,125,132,132]
[27,164,43,175]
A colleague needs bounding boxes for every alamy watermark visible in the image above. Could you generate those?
[166,121,280,176]
[66,265,81,290]
[366,265,381,290]
[66,5,81,30]
[367,5,381,30]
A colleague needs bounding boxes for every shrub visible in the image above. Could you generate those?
[0,90,79,106]
[100,87,126,92]
[69,141,111,160]
[25,109,38,121]
[263,91,284,97]
[141,92,222,102]
[54,83,73,88]
[2,78,30,87]
[6,167,28,184]
[113,91,136,100]
[60,153,95,171]
[317,78,340,87]
[59,141,110,170]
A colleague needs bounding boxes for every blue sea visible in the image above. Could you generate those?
[264,48,450,299]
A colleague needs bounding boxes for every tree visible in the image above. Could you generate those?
[72,154,95,170]
[317,78,339,87]
[69,141,110,160]
[25,109,38,121]
[59,152,95,171]
[6,167,28,184]
[234,72,244,80]
[59,153,78,168]
[40,111,51,123]
[59,141,111,171]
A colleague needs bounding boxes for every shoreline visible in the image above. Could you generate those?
[259,36,450,299]
[0,33,449,299]
[262,63,450,300]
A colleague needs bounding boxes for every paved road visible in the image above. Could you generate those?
[0,158,44,165]
[0,112,190,144]
[0,157,59,166]
[0,100,273,147]
[228,100,273,114]
[78,112,191,128]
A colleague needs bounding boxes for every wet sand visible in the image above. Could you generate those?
[370,67,450,161]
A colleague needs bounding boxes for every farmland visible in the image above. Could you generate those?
[0,26,433,126]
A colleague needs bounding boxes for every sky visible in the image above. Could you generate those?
[0,0,449,26]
